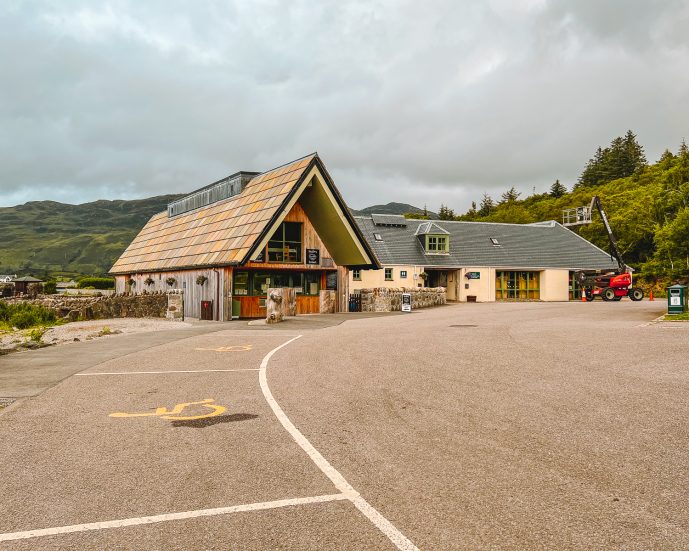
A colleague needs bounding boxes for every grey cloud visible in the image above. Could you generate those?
[1,0,688,213]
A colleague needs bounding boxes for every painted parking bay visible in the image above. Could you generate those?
[0,331,343,541]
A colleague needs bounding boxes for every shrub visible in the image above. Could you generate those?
[43,281,58,294]
[0,302,57,330]
[77,277,115,290]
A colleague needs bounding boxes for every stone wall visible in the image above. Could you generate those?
[358,287,446,312]
[1,291,184,322]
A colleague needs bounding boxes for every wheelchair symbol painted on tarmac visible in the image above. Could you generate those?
[194,344,253,352]
[109,399,226,421]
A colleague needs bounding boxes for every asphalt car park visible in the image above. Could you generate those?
[1,301,688,550]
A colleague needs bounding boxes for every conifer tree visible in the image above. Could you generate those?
[500,187,521,204]
[550,179,567,198]
[478,193,495,216]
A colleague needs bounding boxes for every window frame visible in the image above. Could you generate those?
[352,268,361,281]
[400,270,407,278]
[425,234,449,253]
[266,222,303,263]
[384,268,393,281]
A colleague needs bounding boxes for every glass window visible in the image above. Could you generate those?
[233,271,249,296]
[495,271,540,300]
[304,272,319,295]
[400,270,407,278]
[252,273,272,296]
[385,268,393,281]
[426,235,448,252]
[374,233,383,241]
[267,222,302,263]
[352,269,361,281]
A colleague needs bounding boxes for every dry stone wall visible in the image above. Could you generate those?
[1,291,183,321]
[358,287,446,312]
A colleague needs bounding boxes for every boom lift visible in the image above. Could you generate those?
[562,196,644,302]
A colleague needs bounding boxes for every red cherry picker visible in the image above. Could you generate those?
[562,196,644,302]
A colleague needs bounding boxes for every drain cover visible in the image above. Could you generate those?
[449,324,477,327]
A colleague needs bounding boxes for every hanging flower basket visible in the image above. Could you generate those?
[196,275,208,286]
[165,277,176,287]
[126,279,136,288]
[419,271,429,280]
[144,277,154,286]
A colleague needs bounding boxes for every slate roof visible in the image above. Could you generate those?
[355,216,620,270]
[111,154,317,274]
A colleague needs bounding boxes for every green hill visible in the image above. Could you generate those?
[0,195,181,278]
[352,202,437,218]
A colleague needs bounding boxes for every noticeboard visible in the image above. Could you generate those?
[306,249,320,265]
[402,293,412,312]
[466,271,481,280]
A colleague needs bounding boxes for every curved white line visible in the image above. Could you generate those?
[259,335,419,551]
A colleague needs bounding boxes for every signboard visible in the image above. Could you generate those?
[466,271,481,280]
[671,296,680,306]
[306,249,320,265]
[401,293,412,312]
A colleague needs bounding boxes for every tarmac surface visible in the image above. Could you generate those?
[1,300,687,550]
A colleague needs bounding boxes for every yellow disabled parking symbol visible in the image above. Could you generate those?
[110,399,226,421]
[194,344,253,352]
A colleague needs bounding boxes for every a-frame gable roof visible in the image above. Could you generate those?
[110,154,378,274]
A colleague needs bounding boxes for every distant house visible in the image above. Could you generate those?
[12,276,44,295]
[56,280,77,290]
[0,274,17,283]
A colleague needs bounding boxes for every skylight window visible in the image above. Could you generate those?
[490,238,500,246]
[374,233,384,241]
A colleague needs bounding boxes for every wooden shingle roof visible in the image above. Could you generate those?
[110,154,317,274]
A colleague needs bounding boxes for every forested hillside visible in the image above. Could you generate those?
[440,132,689,283]
[0,195,181,278]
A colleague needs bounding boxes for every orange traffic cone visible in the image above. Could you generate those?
[650,289,654,301]
[581,293,586,302]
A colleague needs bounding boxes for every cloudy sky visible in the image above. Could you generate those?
[2,1,689,212]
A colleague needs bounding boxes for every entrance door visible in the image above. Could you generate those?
[427,270,449,288]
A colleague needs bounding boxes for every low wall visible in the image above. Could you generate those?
[358,287,446,312]
[1,291,184,322]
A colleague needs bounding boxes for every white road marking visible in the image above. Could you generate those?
[76,368,259,376]
[0,494,348,542]
[259,335,420,551]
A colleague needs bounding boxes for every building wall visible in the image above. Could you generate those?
[115,268,226,320]
[349,265,426,291]
[458,268,495,302]
[348,266,573,303]
[539,269,570,301]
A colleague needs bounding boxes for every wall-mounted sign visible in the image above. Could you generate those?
[306,249,320,265]
[402,293,412,312]
[466,271,481,280]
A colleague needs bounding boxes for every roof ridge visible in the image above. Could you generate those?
[255,152,318,177]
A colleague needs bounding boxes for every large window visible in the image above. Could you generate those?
[267,222,302,263]
[495,271,540,300]
[425,235,449,253]
[233,271,321,297]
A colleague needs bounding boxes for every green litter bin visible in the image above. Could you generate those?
[667,284,688,314]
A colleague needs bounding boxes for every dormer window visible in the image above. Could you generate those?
[425,234,449,253]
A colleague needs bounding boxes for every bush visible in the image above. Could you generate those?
[77,277,115,290]
[43,281,58,294]
[0,302,57,330]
